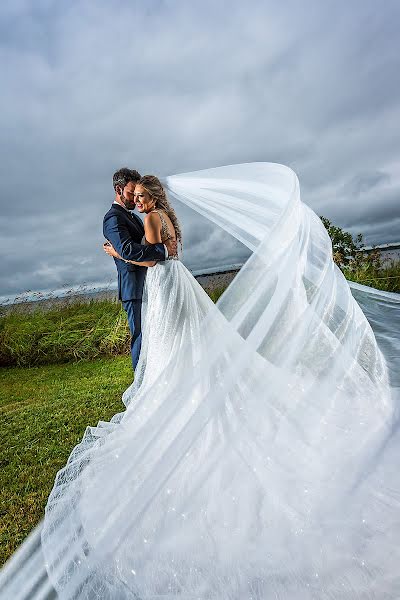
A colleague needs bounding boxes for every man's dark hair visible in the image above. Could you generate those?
[113,168,141,191]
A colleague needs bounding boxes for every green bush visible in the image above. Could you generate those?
[320,216,364,267]
[343,257,400,293]
[0,288,229,368]
[1,235,398,370]
[321,216,400,293]
[0,300,130,367]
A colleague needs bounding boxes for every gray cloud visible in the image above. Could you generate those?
[0,0,399,298]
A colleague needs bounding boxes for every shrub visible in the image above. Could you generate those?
[320,216,399,293]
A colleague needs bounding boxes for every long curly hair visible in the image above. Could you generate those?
[139,175,183,246]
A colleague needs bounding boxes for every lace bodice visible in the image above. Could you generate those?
[153,209,179,259]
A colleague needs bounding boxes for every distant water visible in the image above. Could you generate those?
[380,248,400,260]
[0,263,246,306]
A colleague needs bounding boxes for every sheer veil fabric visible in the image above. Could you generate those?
[2,163,400,599]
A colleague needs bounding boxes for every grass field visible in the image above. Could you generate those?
[0,288,226,368]
[0,299,130,368]
[344,257,400,293]
[0,356,132,566]
[0,263,398,567]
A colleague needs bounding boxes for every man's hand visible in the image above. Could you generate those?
[165,238,178,257]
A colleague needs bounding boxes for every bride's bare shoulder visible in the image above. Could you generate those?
[144,211,161,224]
[144,211,162,243]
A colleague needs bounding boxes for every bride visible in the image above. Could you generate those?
[102,174,216,407]
[3,163,400,599]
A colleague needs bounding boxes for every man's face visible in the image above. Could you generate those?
[119,181,137,210]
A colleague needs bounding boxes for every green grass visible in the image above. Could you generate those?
[1,261,398,370]
[206,286,226,303]
[0,356,133,566]
[0,299,131,368]
[0,265,398,567]
[343,258,400,293]
[0,289,229,369]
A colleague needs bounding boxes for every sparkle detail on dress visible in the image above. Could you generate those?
[154,209,179,260]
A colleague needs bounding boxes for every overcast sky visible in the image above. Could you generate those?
[1,0,399,298]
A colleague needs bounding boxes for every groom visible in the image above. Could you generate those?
[103,168,177,369]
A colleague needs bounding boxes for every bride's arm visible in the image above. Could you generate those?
[103,212,166,263]
[104,213,162,267]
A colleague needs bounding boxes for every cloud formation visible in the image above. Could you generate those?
[0,0,399,297]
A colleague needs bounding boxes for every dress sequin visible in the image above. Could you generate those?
[154,209,179,260]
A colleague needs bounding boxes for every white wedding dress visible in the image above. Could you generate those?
[2,163,400,600]
[122,209,215,410]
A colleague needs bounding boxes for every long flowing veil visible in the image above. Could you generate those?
[1,163,399,599]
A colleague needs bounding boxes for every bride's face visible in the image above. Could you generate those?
[134,185,156,213]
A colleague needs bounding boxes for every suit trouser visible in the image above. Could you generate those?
[122,299,142,370]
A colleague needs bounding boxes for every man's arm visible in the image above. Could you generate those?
[103,213,166,262]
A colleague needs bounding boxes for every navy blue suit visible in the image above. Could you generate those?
[103,203,166,369]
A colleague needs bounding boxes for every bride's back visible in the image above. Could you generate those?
[154,208,176,243]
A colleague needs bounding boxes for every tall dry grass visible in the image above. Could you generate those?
[0,287,227,368]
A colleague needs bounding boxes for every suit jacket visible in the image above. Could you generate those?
[103,203,166,301]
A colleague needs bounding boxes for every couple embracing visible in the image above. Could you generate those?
[27,163,400,598]
[102,167,213,402]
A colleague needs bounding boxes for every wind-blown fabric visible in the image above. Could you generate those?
[1,163,400,600]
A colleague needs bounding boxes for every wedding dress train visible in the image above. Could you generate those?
[2,163,400,599]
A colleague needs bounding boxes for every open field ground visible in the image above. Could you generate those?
[1,259,399,369]
[0,356,132,566]
[0,287,227,368]
[0,261,399,566]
